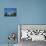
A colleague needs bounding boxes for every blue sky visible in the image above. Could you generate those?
[4,8,17,13]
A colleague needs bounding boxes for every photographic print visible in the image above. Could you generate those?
[4,8,17,17]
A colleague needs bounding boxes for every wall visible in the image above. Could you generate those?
[0,0,19,44]
[19,0,46,24]
[0,0,46,46]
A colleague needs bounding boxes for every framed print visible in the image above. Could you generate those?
[4,8,17,17]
